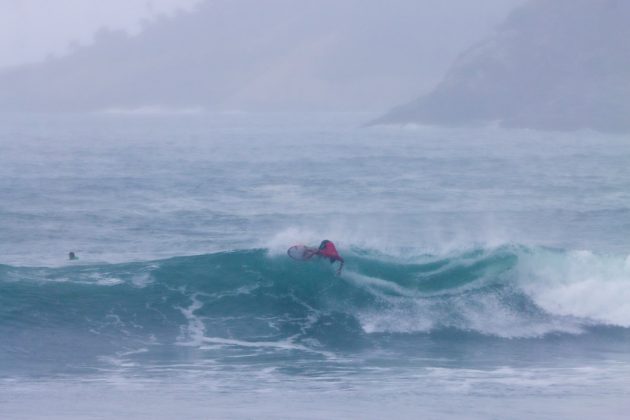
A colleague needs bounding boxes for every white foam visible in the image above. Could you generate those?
[356,289,583,338]
[131,272,154,288]
[199,336,307,351]
[344,271,416,297]
[94,277,124,286]
[176,293,207,346]
[100,105,204,115]
[263,227,322,257]
[518,248,630,327]
[261,218,525,265]
[344,247,592,338]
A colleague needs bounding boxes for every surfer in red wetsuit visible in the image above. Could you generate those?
[305,240,344,275]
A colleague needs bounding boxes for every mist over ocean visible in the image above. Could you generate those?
[1,113,629,419]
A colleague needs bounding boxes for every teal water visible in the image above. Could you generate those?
[1,113,630,419]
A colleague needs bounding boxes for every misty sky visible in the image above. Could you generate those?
[0,0,524,71]
[0,0,202,69]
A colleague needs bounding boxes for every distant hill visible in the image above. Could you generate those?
[377,0,630,132]
[0,0,520,113]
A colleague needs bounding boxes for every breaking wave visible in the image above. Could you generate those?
[1,245,630,373]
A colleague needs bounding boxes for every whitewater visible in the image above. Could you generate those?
[1,112,629,419]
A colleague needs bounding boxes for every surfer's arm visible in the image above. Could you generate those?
[336,258,344,275]
[303,247,319,259]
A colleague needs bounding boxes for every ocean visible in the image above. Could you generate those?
[1,112,629,419]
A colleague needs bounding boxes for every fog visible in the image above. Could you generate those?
[0,0,524,113]
[1,0,627,132]
[3,3,630,419]
[379,0,630,132]
[0,0,202,69]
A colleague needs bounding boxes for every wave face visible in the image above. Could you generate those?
[1,245,630,375]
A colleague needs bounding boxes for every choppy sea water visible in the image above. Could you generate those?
[1,113,629,419]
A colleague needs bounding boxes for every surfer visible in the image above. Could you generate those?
[305,240,344,275]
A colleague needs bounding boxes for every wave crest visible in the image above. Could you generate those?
[1,245,629,351]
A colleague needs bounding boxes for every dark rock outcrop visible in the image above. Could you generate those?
[378,0,630,132]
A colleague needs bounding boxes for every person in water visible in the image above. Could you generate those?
[305,240,344,274]
[68,251,78,260]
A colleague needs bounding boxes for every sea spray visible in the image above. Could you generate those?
[2,244,629,375]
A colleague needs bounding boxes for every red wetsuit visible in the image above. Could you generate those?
[317,240,343,263]
[302,240,344,274]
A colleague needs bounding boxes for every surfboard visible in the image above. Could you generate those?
[287,245,313,261]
